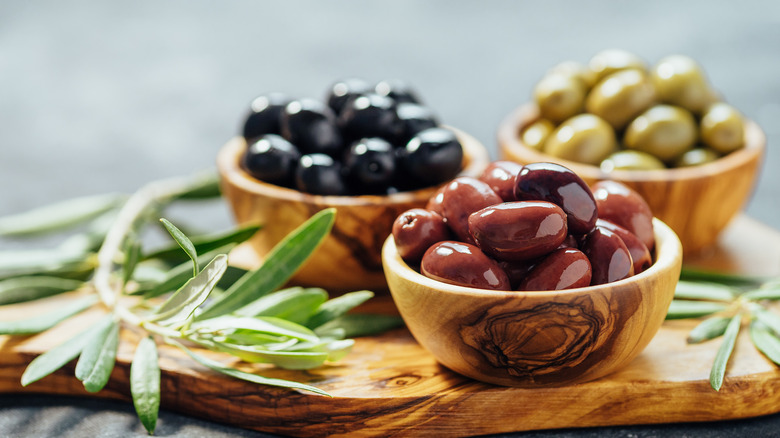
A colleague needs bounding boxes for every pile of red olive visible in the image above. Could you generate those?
[392,161,655,291]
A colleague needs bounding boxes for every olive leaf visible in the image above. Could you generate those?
[202,339,330,370]
[131,336,160,435]
[132,245,237,298]
[305,290,374,329]
[665,300,728,320]
[159,219,199,276]
[122,237,143,290]
[687,316,731,344]
[0,193,125,237]
[234,287,328,324]
[168,171,221,200]
[679,267,767,286]
[0,295,98,335]
[314,314,405,338]
[0,276,84,306]
[751,307,780,337]
[710,314,742,391]
[0,248,91,279]
[674,280,736,302]
[143,223,260,265]
[742,283,780,301]
[76,320,120,393]
[190,315,320,343]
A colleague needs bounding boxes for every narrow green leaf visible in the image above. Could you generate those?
[710,314,742,391]
[234,287,328,324]
[190,316,319,343]
[306,290,374,329]
[0,249,90,279]
[0,276,83,306]
[57,210,118,254]
[21,316,114,386]
[149,254,228,327]
[749,321,780,366]
[314,314,405,338]
[743,283,780,301]
[0,193,125,237]
[169,171,221,200]
[674,281,735,302]
[131,336,160,434]
[206,340,329,370]
[75,320,117,380]
[218,332,292,347]
[143,223,261,264]
[196,209,335,320]
[687,316,731,344]
[76,321,120,393]
[752,307,780,337]
[168,339,330,396]
[122,238,143,289]
[160,218,199,276]
[0,295,98,335]
[680,267,766,286]
[665,300,728,320]
[132,245,237,298]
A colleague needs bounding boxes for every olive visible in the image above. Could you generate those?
[596,219,652,274]
[520,119,555,151]
[558,234,579,249]
[548,61,597,89]
[623,105,697,162]
[588,49,647,82]
[395,102,439,144]
[585,69,656,130]
[280,99,343,157]
[440,177,502,244]
[421,241,510,291]
[392,209,450,264]
[294,153,349,196]
[700,103,745,154]
[544,114,617,166]
[402,128,464,187]
[674,147,721,168]
[591,180,655,251]
[581,226,634,285]
[375,79,422,104]
[518,248,592,291]
[339,93,401,142]
[468,201,567,261]
[514,162,598,235]
[325,78,372,116]
[241,134,300,187]
[343,138,396,194]
[600,150,666,172]
[534,72,587,123]
[478,161,523,202]
[651,55,716,114]
[498,259,536,290]
[425,185,446,216]
[242,93,291,140]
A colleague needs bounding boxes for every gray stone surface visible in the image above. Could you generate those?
[0,1,778,436]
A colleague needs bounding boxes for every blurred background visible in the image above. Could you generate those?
[1,1,779,436]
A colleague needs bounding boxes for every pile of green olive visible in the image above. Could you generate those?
[522,49,746,171]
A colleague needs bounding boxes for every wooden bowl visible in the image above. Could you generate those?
[382,218,682,387]
[217,128,490,292]
[498,104,766,254]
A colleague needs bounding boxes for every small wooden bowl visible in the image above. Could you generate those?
[217,129,490,292]
[382,218,682,387]
[498,104,766,254]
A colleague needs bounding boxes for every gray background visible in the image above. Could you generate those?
[1,1,779,437]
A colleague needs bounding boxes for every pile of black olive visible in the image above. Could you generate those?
[239,79,464,196]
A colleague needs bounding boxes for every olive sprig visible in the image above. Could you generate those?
[0,171,402,435]
[667,268,780,391]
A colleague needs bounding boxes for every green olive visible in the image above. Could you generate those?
[521,119,555,151]
[651,55,717,114]
[673,147,721,167]
[588,49,647,82]
[544,114,617,165]
[624,105,697,162]
[548,61,597,89]
[700,102,745,154]
[534,73,587,123]
[585,69,656,130]
[600,150,666,172]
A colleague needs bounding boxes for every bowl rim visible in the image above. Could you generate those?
[217,126,490,207]
[497,103,766,183]
[382,217,682,298]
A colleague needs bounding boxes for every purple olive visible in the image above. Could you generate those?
[421,241,510,291]
[468,201,568,261]
[478,161,523,202]
[558,234,579,250]
[591,180,655,251]
[425,185,446,216]
[581,227,634,285]
[440,177,503,244]
[514,162,598,235]
[596,219,652,274]
[518,248,592,291]
[392,209,451,264]
[498,259,537,290]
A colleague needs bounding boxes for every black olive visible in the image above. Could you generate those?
[343,138,396,194]
[402,128,463,187]
[338,93,401,143]
[242,93,291,141]
[295,153,349,196]
[241,134,300,187]
[395,102,439,144]
[280,98,343,157]
[375,79,422,104]
[325,78,372,116]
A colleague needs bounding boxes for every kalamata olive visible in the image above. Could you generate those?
[421,241,510,291]
[375,79,422,104]
[596,219,652,274]
[600,150,666,172]
[548,61,597,89]
[402,128,464,187]
[339,93,401,142]
[534,73,587,123]
[242,93,291,140]
[392,209,450,264]
[425,185,446,216]
[585,69,656,130]
[281,99,343,157]
[544,114,617,165]
[478,161,523,202]
[674,147,720,168]
[514,162,598,235]
[588,49,647,82]
[581,227,634,285]
[700,103,745,154]
[651,55,716,114]
[295,154,349,196]
[241,134,300,187]
[498,259,536,290]
[591,180,655,251]
[440,177,503,243]
[518,248,592,291]
[558,234,579,249]
[521,119,555,151]
[468,201,567,261]
[395,102,439,144]
[624,105,697,162]
[325,78,372,115]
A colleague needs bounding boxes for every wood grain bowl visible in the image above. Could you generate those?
[498,104,766,254]
[382,218,682,388]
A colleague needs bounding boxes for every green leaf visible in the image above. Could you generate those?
[306,290,374,329]
[742,283,780,301]
[169,171,221,200]
[167,339,330,396]
[665,300,728,320]
[76,320,120,393]
[131,336,160,434]
[57,210,118,254]
[749,321,780,366]
[122,237,143,290]
[159,218,199,277]
[0,295,98,335]
[0,276,83,306]
[190,316,319,343]
[710,314,742,391]
[687,316,731,344]
[680,267,766,286]
[0,249,91,279]
[314,314,405,338]
[149,254,228,327]
[752,307,780,337]
[21,316,114,386]
[205,340,329,370]
[196,209,335,320]
[0,193,125,237]
[674,281,735,302]
[234,287,328,324]
[143,223,261,265]
[132,245,237,298]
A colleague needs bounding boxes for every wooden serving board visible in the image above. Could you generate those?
[1,215,780,437]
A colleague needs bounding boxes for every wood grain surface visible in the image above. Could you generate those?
[1,215,779,437]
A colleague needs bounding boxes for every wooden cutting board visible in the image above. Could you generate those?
[1,215,780,437]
